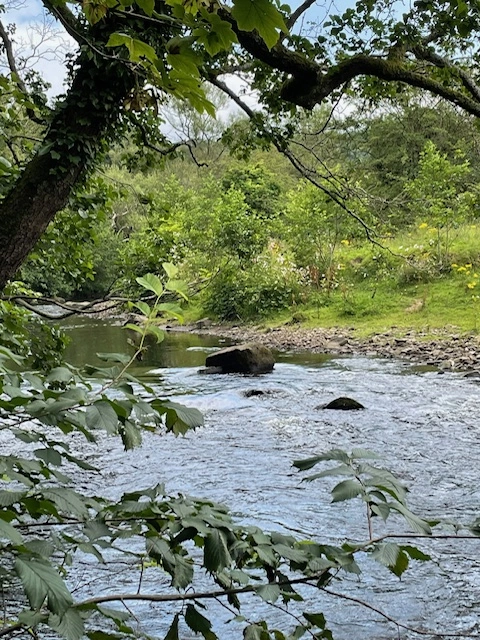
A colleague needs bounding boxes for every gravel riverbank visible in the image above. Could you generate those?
[186,323,480,374]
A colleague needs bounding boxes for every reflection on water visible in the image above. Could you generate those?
[60,318,480,639]
[63,318,235,369]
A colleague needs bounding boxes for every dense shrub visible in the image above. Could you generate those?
[202,249,302,320]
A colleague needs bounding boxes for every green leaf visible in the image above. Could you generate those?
[164,279,188,299]
[370,502,390,521]
[96,352,131,364]
[120,421,142,450]
[46,367,74,384]
[15,557,73,614]
[272,544,306,563]
[232,0,287,49]
[302,464,351,482]
[106,32,132,48]
[193,12,238,56]
[391,503,431,534]
[18,610,48,627]
[152,399,203,435]
[204,529,232,572]
[185,604,215,638]
[42,488,89,519]
[136,0,154,15]
[147,537,175,564]
[49,608,85,640]
[131,301,151,316]
[130,39,158,63]
[172,555,193,589]
[162,263,178,279]
[167,52,200,78]
[0,517,23,544]
[401,545,431,562]
[255,583,280,602]
[331,479,363,503]
[145,325,165,343]
[34,448,63,466]
[0,489,25,507]
[293,449,350,471]
[304,612,327,629]
[371,542,399,569]
[84,521,112,541]
[163,613,180,640]
[86,401,119,434]
[124,323,145,335]
[244,624,266,640]
[255,544,277,566]
[96,605,130,622]
[156,302,184,321]
[136,273,164,296]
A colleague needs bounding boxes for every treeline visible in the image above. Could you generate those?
[18,98,480,322]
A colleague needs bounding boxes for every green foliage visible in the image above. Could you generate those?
[0,296,69,371]
[221,162,281,220]
[20,177,121,298]
[294,449,434,570]
[202,247,301,321]
[0,274,209,639]
[404,141,476,268]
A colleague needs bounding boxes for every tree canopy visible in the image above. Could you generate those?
[2,0,480,287]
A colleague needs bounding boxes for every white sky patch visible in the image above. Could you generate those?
[1,0,76,98]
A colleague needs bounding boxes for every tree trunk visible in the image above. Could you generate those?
[0,52,136,290]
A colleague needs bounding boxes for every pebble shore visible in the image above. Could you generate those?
[189,323,480,374]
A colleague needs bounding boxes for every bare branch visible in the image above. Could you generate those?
[286,0,318,30]
[79,572,327,607]
[0,20,26,92]
[207,74,379,242]
[136,121,208,167]
[2,294,128,319]
[0,19,46,124]
[322,588,479,637]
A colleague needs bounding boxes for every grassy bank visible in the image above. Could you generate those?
[188,222,480,337]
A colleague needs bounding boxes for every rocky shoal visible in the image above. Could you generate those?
[187,323,480,374]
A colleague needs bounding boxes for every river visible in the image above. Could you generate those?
[62,317,480,639]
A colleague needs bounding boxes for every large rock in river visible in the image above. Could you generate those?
[205,343,275,374]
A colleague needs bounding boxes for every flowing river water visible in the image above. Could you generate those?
[61,318,480,639]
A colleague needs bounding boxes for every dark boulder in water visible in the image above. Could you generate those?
[318,397,365,410]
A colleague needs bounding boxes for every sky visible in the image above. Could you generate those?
[2,0,75,97]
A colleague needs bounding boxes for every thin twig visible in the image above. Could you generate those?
[321,587,479,638]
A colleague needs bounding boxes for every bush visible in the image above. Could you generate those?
[202,248,302,321]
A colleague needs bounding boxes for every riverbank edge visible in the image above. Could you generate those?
[178,322,480,374]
